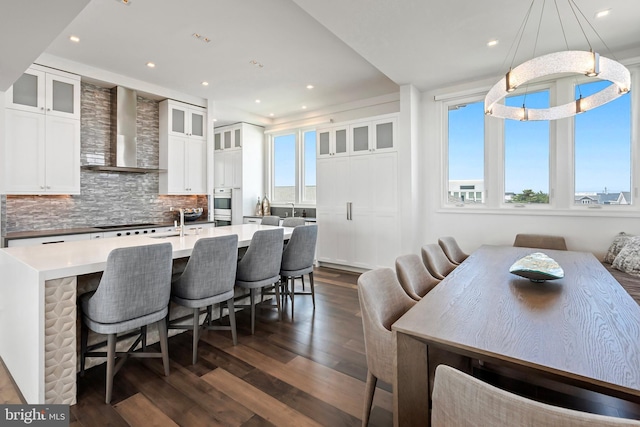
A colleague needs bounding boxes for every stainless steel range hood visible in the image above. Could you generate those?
[83,86,164,173]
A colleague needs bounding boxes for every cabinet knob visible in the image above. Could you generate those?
[40,186,45,189]
[47,108,51,111]
[46,186,51,189]
[40,107,45,110]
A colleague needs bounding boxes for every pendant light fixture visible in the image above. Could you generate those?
[484,0,630,121]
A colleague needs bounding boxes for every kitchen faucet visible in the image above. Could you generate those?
[289,202,296,217]
[170,206,185,237]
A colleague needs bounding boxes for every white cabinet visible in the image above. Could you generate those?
[7,233,90,247]
[214,124,242,151]
[316,125,348,158]
[159,100,207,195]
[213,123,264,225]
[350,116,397,156]
[243,217,262,224]
[316,114,399,270]
[2,66,81,195]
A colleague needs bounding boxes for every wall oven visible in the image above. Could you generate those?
[214,188,232,226]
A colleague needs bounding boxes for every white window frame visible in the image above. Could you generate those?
[267,127,316,207]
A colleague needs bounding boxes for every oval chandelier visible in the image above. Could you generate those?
[484,0,631,121]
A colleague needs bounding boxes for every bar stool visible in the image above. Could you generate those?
[421,243,457,280]
[438,236,469,265]
[282,217,306,227]
[261,215,280,226]
[235,228,284,334]
[79,243,173,404]
[395,253,440,300]
[280,224,318,320]
[169,235,238,364]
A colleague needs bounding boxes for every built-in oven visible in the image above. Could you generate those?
[214,188,232,226]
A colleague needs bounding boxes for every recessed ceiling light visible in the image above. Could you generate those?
[212,118,218,122]
[596,9,611,18]
[249,60,264,68]
[487,40,498,47]
[146,62,156,68]
[306,85,314,89]
[255,99,261,104]
[201,81,209,86]
[69,35,80,43]
[269,113,274,117]
[302,105,307,110]
[119,0,131,5]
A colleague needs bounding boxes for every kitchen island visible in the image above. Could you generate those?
[0,224,293,405]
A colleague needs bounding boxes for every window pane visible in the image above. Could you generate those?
[448,100,484,204]
[273,134,296,202]
[304,130,316,202]
[574,81,631,205]
[504,90,549,204]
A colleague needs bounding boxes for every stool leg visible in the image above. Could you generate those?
[301,275,305,291]
[290,276,295,321]
[105,334,116,404]
[309,272,316,308]
[192,308,200,364]
[250,288,256,335]
[158,317,170,377]
[228,297,237,345]
[141,325,147,351]
[274,281,281,321]
[207,305,212,326]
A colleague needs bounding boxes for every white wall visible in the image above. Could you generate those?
[412,72,640,260]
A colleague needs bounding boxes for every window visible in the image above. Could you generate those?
[574,80,631,205]
[448,100,485,204]
[504,90,550,204]
[270,129,316,205]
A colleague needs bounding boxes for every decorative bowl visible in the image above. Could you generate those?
[509,252,564,282]
[182,208,203,221]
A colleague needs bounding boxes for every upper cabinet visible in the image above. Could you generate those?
[349,116,397,156]
[316,114,397,159]
[166,100,206,140]
[214,124,242,151]
[2,65,81,195]
[6,65,80,120]
[316,126,348,159]
[159,100,208,195]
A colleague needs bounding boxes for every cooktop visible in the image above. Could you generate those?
[94,223,157,230]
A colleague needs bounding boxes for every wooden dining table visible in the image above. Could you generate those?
[392,245,640,426]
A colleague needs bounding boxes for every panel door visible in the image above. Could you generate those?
[45,116,80,193]
[214,132,223,150]
[350,123,371,156]
[168,103,189,137]
[233,126,242,148]
[45,73,80,119]
[186,139,207,193]
[371,117,396,153]
[316,128,332,158]
[166,136,187,193]
[214,151,227,188]
[4,109,46,192]
[5,69,45,114]
[230,150,242,188]
[189,108,206,139]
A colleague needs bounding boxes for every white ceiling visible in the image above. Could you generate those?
[4,0,640,126]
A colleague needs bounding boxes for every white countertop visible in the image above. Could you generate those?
[0,224,293,281]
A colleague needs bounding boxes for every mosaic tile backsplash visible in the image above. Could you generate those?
[3,83,208,233]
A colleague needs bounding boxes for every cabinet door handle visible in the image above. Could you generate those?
[346,202,352,220]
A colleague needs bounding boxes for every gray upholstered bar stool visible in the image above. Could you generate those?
[169,235,239,364]
[79,243,173,404]
[438,236,469,265]
[235,228,284,334]
[280,224,318,320]
[261,215,280,226]
[282,217,306,227]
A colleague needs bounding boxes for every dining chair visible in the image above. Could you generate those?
[235,228,284,334]
[513,233,568,251]
[282,217,306,227]
[261,215,281,226]
[421,243,457,280]
[280,224,318,320]
[79,243,173,404]
[438,236,469,265]
[431,364,640,426]
[169,235,238,364]
[357,268,416,427]
[395,253,440,300]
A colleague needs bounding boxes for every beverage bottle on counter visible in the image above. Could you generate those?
[302,209,307,218]
[255,197,263,216]
[262,195,271,215]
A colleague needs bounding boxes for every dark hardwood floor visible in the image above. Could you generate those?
[3,266,640,426]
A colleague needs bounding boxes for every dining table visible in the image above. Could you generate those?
[0,224,293,405]
[392,244,640,426]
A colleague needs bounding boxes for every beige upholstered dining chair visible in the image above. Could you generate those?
[513,233,568,251]
[357,268,416,427]
[395,254,440,300]
[421,243,457,280]
[438,236,469,265]
[432,365,640,426]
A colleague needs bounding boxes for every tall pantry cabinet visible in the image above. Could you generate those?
[2,65,81,194]
[316,113,400,270]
